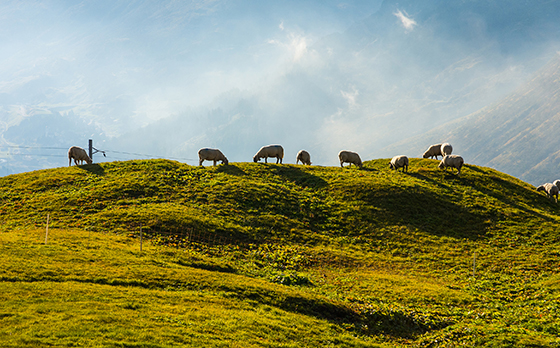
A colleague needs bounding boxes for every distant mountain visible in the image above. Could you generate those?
[384,53,560,186]
[3,0,560,174]
[117,0,560,167]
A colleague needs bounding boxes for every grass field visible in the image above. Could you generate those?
[1,158,560,347]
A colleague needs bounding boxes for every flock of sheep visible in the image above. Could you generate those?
[196,143,465,175]
[67,142,556,203]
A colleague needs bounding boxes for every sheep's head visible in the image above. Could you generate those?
[86,157,93,165]
[438,162,445,170]
[389,163,395,170]
[536,185,545,192]
[253,155,258,163]
[422,152,430,158]
[223,158,229,165]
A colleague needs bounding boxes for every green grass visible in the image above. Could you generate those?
[1,158,560,347]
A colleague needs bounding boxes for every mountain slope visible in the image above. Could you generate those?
[385,53,560,185]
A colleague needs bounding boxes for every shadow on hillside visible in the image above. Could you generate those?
[408,172,448,189]
[230,286,450,338]
[217,164,246,176]
[80,164,105,175]
[269,165,328,189]
[463,174,557,222]
[358,187,490,240]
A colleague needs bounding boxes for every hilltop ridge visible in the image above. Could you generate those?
[0,158,555,243]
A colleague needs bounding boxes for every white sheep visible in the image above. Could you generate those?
[68,146,92,166]
[441,143,453,156]
[438,155,464,175]
[253,144,284,164]
[422,143,443,159]
[338,150,363,168]
[537,183,559,203]
[296,150,312,165]
[198,148,229,166]
[389,155,409,172]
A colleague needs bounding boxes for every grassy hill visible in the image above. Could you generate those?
[1,159,560,347]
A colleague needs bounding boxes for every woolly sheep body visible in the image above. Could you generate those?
[296,150,311,165]
[537,183,559,203]
[198,148,228,166]
[389,155,409,172]
[338,150,362,168]
[422,144,443,159]
[438,155,464,175]
[68,146,92,166]
[441,143,453,156]
[253,145,284,164]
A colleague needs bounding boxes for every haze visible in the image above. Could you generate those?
[1,0,559,176]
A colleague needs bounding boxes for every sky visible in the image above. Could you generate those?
[1,0,559,174]
[0,0,382,132]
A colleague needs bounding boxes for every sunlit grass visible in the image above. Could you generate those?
[2,159,560,346]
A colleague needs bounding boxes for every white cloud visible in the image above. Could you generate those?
[279,21,284,31]
[268,32,309,63]
[394,9,417,31]
[341,86,359,109]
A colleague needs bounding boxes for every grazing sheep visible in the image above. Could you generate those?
[441,143,453,156]
[253,144,284,164]
[68,146,92,166]
[338,150,363,168]
[198,148,228,166]
[389,155,409,172]
[296,150,312,165]
[537,183,559,203]
[438,155,464,175]
[422,143,443,159]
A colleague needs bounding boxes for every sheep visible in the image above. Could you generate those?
[253,144,284,164]
[441,143,453,156]
[198,148,228,166]
[554,180,560,191]
[536,183,559,203]
[68,146,92,166]
[338,150,362,168]
[389,155,409,172]
[296,150,312,165]
[438,155,464,175]
[422,143,443,159]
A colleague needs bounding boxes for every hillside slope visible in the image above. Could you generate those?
[384,54,560,186]
[2,159,560,347]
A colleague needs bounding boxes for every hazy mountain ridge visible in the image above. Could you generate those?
[153,0,560,166]
[384,54,560,185]
[2,0,560,178]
